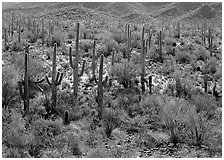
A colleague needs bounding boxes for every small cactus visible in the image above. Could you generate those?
[204,73,208,93]
[148,76,152,93]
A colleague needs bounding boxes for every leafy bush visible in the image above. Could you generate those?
[27,31,38,43]
[159,98,193,145]
[80,39,94,52]
[148,46,161,62]
[102,107,120,138]
[111,59,140,88]
[96,44,108,57]
[193,47,209,61]
[67,30,76,39]
[110,28,125,44]
[52,29,68,46]
[104,39,119,56]
[10,40,25,52]
[175,50,192,64]
[202,57,217,74]
[2,65,20,109]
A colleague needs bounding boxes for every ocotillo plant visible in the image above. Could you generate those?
[46,43,63,108]
[63,110,70,125]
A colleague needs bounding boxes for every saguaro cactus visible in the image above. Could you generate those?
[158,30,163,62]
[18,45,44,113]
[11,13,15,36]
[46,43,63,108]
[18,24,21,43]
[125,23,131,60]
[92,40,96,81]
[69,22,86,105]
[4,28,8,51]
[204,73,208,93]
[95,54,106,119]
[208,27,213,56]
[63,110,70,125]
[177,21,180,38]
[148,76,152,93]
[141,35,146,92]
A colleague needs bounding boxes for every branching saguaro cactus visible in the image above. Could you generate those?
[18,45,44,113]
[46,43,63,108]
[95,54,107,119]
[69,22,86,105]
[11,13,15,37]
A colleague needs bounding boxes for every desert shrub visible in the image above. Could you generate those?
[164,45,175,56]
[148,46,161,62]
[202,57,217,74]
[2,65,20,109]
[188,107,213,146]
[191,94,216,119]
[95,44,108,57]
[2,110,32,157]
[67,30,76,39]
[130,31,141,49]
[80,39,93,52]
[110,28,125,44]
[181,30,191,37]
[104,39,119,56]
[175,50,192,64]
[10,40,25,52]
[159,98,193,145]
[52,29,68,46]
[130,51,141,64]
[95,30,113,41]
[111,59,140,88]
[160,56,175,76]
[164,36,177,46]
[102,107,120,138]
[27,31,38,43]
[193,47,209,61]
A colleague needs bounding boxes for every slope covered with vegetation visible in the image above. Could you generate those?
[2,2,222,158]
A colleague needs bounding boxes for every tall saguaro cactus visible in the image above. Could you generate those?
[141,39,146,92]
[69,22,86,105]
[125,23,131,60]
[158,30,163,62]
[96,54,105,119]
[18,25,21,43]
[208,27,213,56]
[4,28,8,51]
[18,45,45,114]
[92,40,96,81]
[46,43,63,108]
